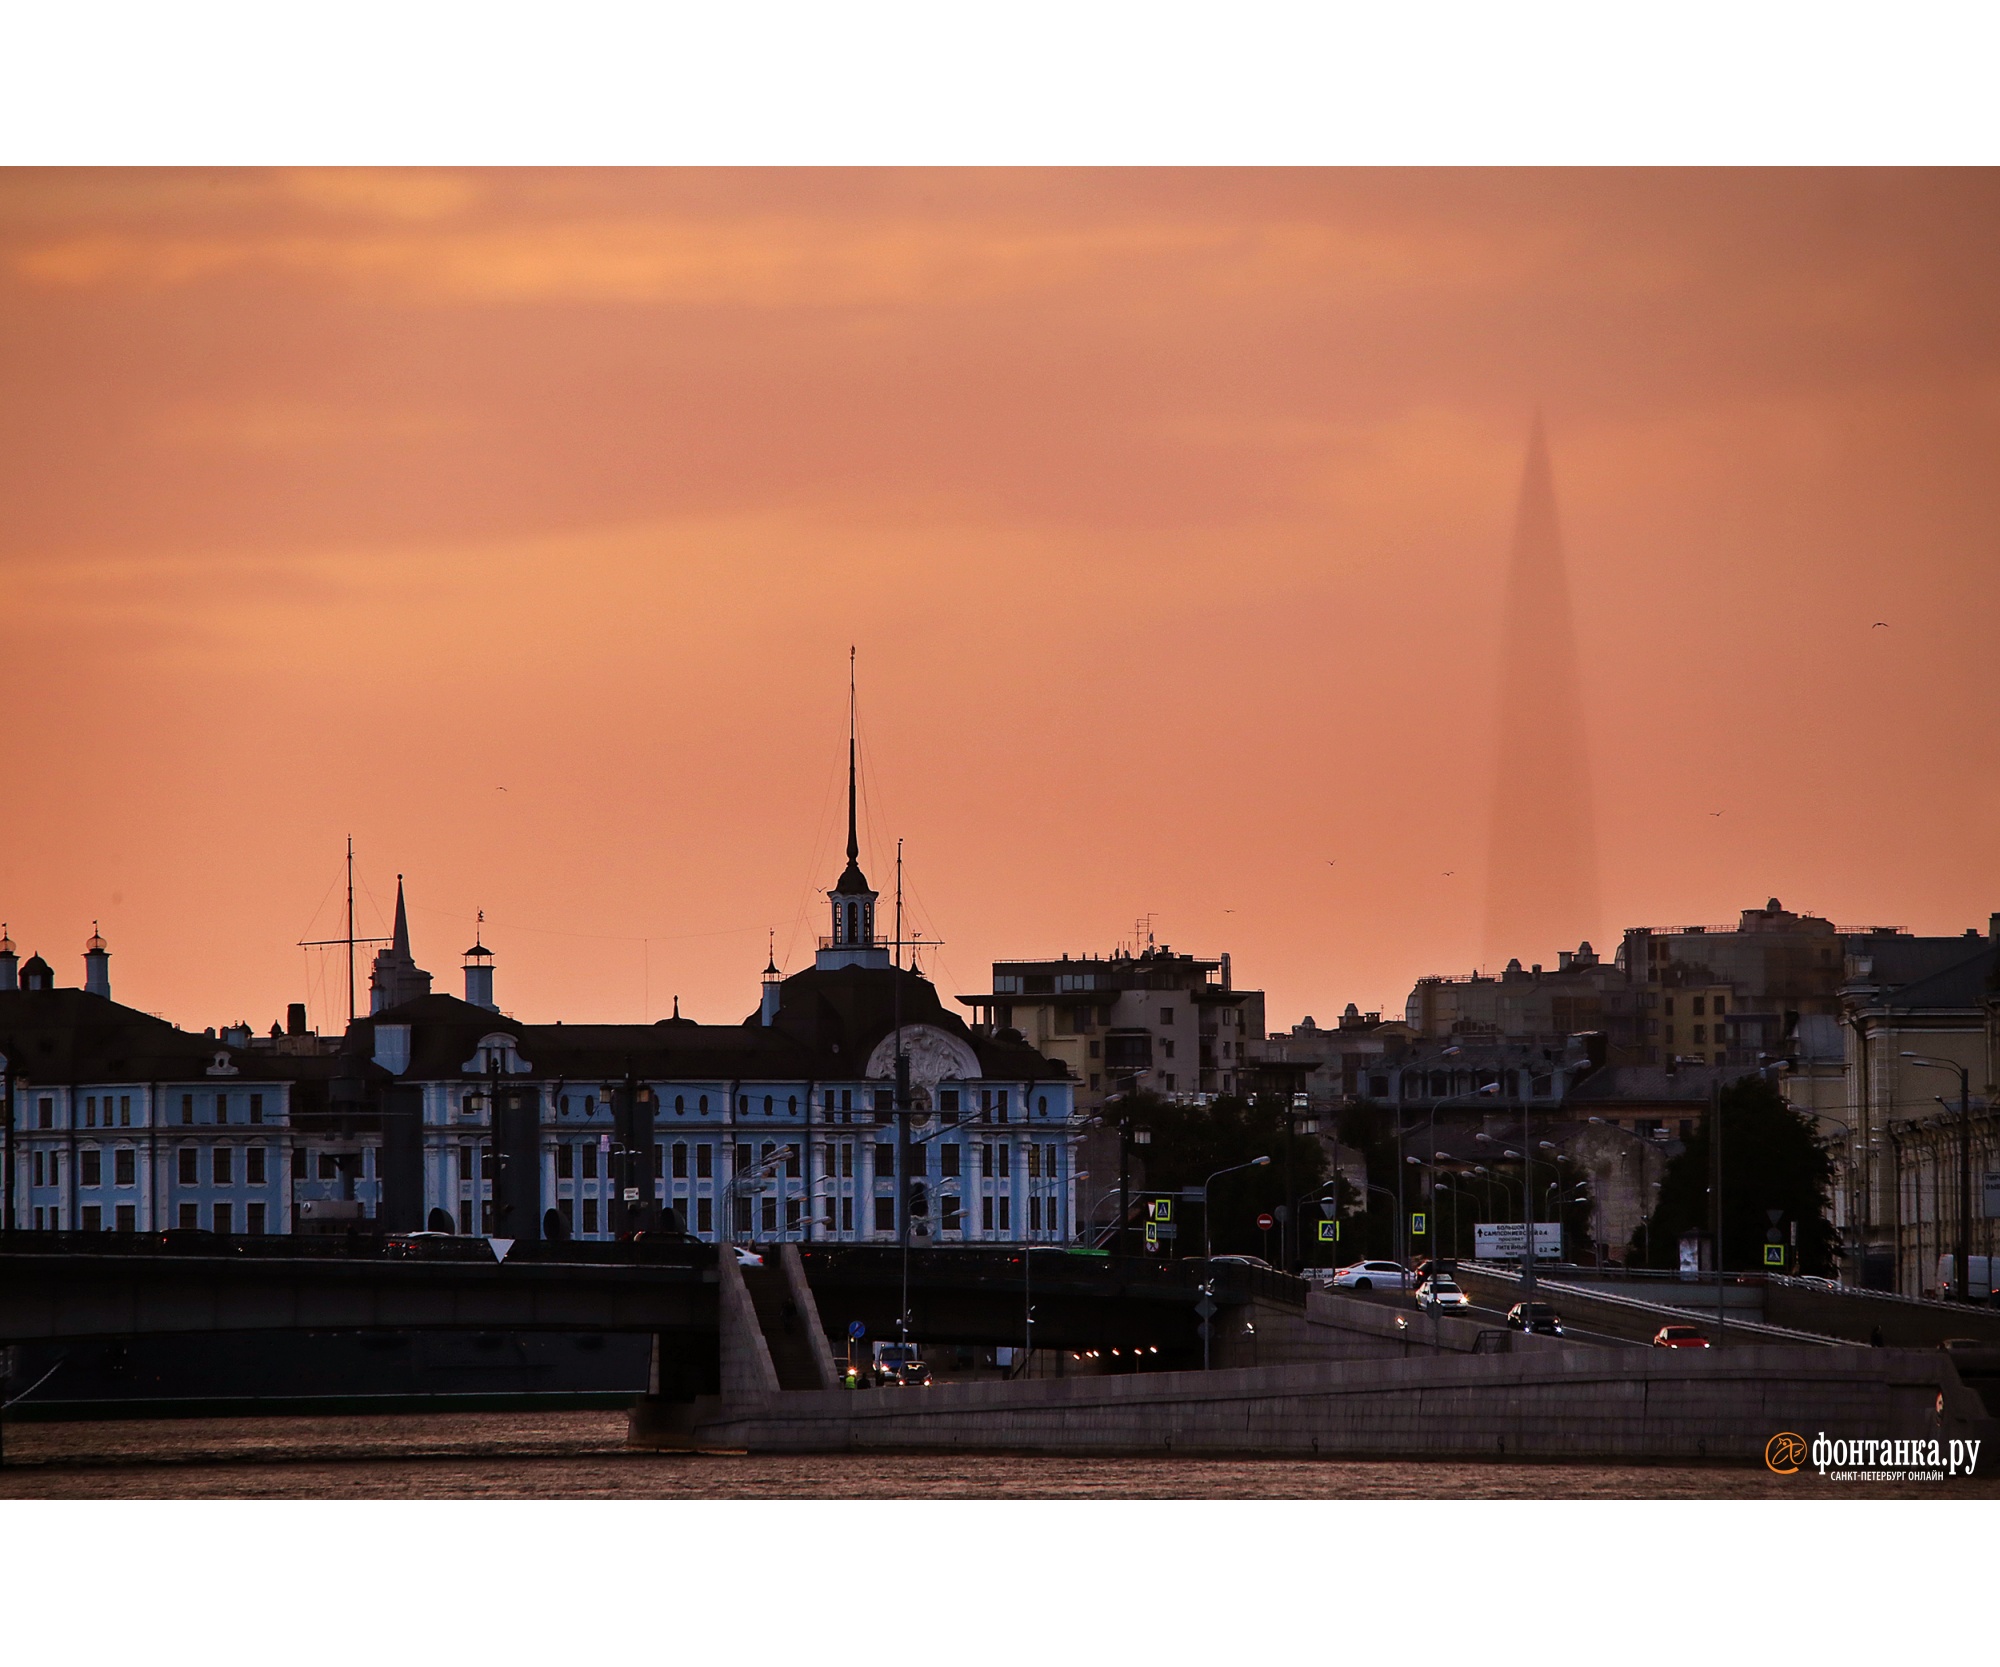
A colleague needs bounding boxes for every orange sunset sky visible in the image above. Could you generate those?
[2,168,1996,1037]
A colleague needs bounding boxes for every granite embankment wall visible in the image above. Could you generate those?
[662,1346,1988,1463]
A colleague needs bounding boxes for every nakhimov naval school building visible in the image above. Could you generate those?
[0,738,1078,1250]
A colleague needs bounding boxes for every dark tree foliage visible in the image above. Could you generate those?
[1115,1090,1327,1257]
[1632,1076,1837,1275]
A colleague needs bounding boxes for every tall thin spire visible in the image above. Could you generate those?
[392,874,412,958]
[847,645,859,868]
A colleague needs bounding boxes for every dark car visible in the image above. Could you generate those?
[1506,1300,1564,1336]
[385,1232,490,1261]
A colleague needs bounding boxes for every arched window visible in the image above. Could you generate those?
[763,1095,773,1115]
[846,903,859,942]
[674,1095,685,1115]
[1037,1095,1047,1115]
[699,1095,709,1114]
[788,1095,798,1114]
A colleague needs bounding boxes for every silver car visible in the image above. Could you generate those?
[1327,1260,1413,1292]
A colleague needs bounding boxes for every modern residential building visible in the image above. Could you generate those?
[958,943,1264,1114]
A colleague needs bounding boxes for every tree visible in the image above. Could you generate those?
[1632,1075,1837,1275]
[1117,1090,1326,1257]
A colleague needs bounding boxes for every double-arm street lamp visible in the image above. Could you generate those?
[1901,1053,1975,1304]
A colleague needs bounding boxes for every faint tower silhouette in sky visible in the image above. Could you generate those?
[1483,413,1601,966]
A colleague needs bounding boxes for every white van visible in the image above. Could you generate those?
[1933,1255,1999,1301]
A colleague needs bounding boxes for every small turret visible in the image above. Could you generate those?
[760,934,782,1026]
[463,911,496,1011]
[0,925,15,992]
[84,924,110,998]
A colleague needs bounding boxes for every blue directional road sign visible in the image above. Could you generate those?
[848,1321,867,1340]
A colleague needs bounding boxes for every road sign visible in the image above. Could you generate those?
[1145,1223,1160,1249]
[1317,1220,1339,1243]
[1474,1222,1561,1260]
[848,1320,867,1339]
[1411,1212,1427,1237]
[1194,1296,1217,1319]
[1763,1244,1786,1267]
[622,1186,639,1202]
[1257,1212,1274,1231]
[1154,1199,1173,1224]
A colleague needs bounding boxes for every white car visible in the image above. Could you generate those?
[1415,1278,1471,1311]
[1327,1260,1412,1292]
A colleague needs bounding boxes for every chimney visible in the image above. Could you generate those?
[84,924,110,999]
[1558,950,1574,971]
[1220,952,1232,991]
[287,1002,308,1037]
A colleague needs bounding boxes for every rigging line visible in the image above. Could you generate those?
[293,871,341,944]
[398,897,762,946]
[780,752,843,975]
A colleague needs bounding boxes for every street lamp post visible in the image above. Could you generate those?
[1201,1155,1272,1262]
[1902,1053,1974,1304]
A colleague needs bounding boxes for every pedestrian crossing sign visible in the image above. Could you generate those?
[1317,1220,1339,1243]
[1762,1244,1785,1267]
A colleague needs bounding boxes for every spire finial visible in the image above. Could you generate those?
[672,994,681,1019]
[392,875,411,958]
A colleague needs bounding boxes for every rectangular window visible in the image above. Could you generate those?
[1664,1025,1675,1044]
[761,1197,777,1234]
[873,1197,895,1233]
[786,1198,801,1232]
[119,1096,131,1126]
[1714,996,1727,1017]
[875,1143,895,1178]
[215,1093,228,1123]
[760,1141,777,1177]
[179,1202,199,1230]
[1090,1073,1101,1091]
[583,1198,599,1234]
[85,1095,96,1128]
[998,1144,1011,1180]
[939,1089,959,1113]
[943,1196,961,1232]
[115,1148,136,1187]
[1027,1144,1041,1180]
[653,1143,664,1178]
[214,1202,233,1235]
[874,1089,894,1113]
[1159,1007,1174,1025]
[1164,1074,1176,1091]
[840,1196,854,1233]
[250,1094,263,1125]
[214,1147,233,1185]
[38,1097,51,1129]
[672,1142,689,1179]
[178,1147,198,1185]
[558,1197,576,1231]
[1162,1039,1175,1060]
[1045,1144,1058,1178]
[247,1203,266,1235]
[559,1144,574,1180]
[82,1204,102,1231]
[735,1197,753,1234]
[181,1094,194,1125]
[1663,997,1675,1017]
[998,1196,1011,1233]
[1029,1197,1041,1232]
[1692,997,1706,1017]
[840,1089,852,1112]
[997,1090,1009,1121]
[81,1149,102,1187]
[840,1142,854,1180]
[1693,1025,1706,1043]
[116,1204,135,1232]
[941,1144,960,1179]
[982,1196,994,1232]
[583,1144,598,1181]
[696,1196,714,1234]
[696,1143,714,1180]
[735,1142,752,1177]
[980,1143,994,1178]
[319,1152,338,1180]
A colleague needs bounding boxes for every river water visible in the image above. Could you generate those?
[3,1412,1992,1498]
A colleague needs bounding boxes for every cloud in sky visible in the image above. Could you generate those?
[0,168,1995,1031]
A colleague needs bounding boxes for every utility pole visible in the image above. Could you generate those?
[1712,1074,1725,1346]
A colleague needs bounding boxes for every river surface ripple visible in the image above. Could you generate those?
[2,1412,1990,1499]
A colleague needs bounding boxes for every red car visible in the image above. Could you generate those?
[1652,1324,1710,1349]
